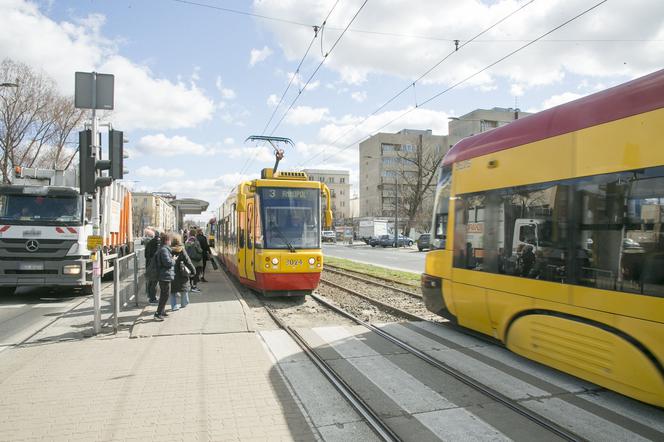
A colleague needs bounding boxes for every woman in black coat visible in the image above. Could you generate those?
[170,235,196,311]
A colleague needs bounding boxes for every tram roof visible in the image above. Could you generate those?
[443,68,664,166]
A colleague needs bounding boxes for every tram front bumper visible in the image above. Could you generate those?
[421,273,456,323]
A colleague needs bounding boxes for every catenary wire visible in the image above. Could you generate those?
[297,0,536,168]
[266,0,370,138]
[237,0,343,178]
[313,0,609,166]
[173,0,659,44]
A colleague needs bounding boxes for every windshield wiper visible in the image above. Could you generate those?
[269,222,295,253]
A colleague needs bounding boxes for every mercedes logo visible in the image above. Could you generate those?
[25,239,40,252]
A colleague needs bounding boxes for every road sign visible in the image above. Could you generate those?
[75,72,114,110]
[87,235,103,250]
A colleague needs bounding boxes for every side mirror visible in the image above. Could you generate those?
[325,210,333,228]
[237,194,247,212]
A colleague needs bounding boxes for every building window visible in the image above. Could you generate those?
[402,144,414,152]
[340,177,345,183]
[328,177,334,183]
[381,143,399,153]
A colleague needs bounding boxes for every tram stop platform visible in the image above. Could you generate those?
[0,264,378,441]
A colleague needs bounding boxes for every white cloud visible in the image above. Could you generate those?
[288,72,320,91]
[249,45,273,66]
[135,166,185,178]
[224,145,275,163]
[223,137,235,145]
[350,91,367,102]
[284,106,329,125]
[267,93,279,107]
[540,91,586,110]
[215,76,236,99]
[510,84,524,96]
[255,0,664,89]
[135,134,212,156]
[157,172,252,211]
[0,0,215,131]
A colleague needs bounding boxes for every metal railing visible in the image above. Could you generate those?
[109,245,146,332]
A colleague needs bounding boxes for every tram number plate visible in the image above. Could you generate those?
[286,259,302,266]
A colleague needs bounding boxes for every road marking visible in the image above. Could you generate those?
[0,304,27,309]
[313,325,508,440]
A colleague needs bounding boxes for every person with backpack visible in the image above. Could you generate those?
[144,228,160,304]
[185,232,203,292]
[170,235,196,311]
[154,232,174,321]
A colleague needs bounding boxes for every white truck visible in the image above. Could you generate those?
[358,218,389,244]
[0,167,133,295]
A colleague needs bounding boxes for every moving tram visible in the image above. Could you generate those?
[422,69,664,407]
[216,137,333,296]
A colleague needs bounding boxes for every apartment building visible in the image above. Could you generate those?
[303,169,351,222]
[131,192,177,235]
[358,108,528,219]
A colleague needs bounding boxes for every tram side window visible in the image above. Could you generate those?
[453,183,569,282]
[247,204,253,250]
[575,167,664,297]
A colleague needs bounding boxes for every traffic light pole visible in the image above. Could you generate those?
[91,86,102,335]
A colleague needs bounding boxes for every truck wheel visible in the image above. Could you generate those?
[408,241,413,247]
[418,247,423,252]
[0,287,16,296]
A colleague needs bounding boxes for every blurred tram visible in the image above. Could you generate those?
[422,69,664,407]
[216,166,332,297]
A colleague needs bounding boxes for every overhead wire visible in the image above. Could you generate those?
[172,0,656,43]
[297,0,536,168]
[312,0,609,166]
[267,0,370,137]
[237,0,343,178]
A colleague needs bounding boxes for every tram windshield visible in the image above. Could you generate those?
[431,165,451,249]
[258,187,320,249]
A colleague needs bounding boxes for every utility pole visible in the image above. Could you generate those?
[394,171,398,248]
[90,74,101,334]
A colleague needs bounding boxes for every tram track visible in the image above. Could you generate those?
[262,302,401,442]
[324,264,420,296]
[306,291,585,442]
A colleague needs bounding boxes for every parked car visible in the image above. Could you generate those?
[378,234,414,247]
[369,235,388,247]
[416,233,431,251]
[322,230,337,243]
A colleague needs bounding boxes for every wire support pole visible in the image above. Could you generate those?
[90,72,102,335]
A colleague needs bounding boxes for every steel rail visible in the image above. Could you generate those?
[324,266,421,299]
[262,305,401,442]
[320,277,428,322]
[324,264,419,291]
[309,292,584,442]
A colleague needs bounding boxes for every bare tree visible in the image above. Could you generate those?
[0,59,85,182]
[395,134,444,237]
[0,59,57,183]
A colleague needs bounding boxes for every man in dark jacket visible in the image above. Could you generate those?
[196,228,211,282]
[154,232,174,321]
[144,229,160,304]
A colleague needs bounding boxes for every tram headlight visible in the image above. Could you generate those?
[308,258,315,265]
[271,258,279,265]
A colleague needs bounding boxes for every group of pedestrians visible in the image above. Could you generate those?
[144,227,212,321]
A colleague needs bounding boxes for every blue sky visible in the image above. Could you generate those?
[1,0,663,220]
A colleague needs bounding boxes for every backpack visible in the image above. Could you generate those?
[186,241,202,261]
[146,250,160,281]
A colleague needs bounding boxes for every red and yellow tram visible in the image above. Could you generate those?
[423,69,664,407]
[216,168,332,296]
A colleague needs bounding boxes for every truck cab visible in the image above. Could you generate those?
[0,183,91,294]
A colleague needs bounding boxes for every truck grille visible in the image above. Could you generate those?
[0,238,76,259]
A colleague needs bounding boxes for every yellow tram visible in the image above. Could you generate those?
[422,69,664,407]
[216,167,332,296]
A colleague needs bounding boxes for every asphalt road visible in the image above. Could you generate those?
[322,243,427,274]
[0,285,102,350]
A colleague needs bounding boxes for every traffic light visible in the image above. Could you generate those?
[109,129,124,179]
[78,129,112,194]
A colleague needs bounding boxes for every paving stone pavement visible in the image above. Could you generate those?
[0,269,325,441]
